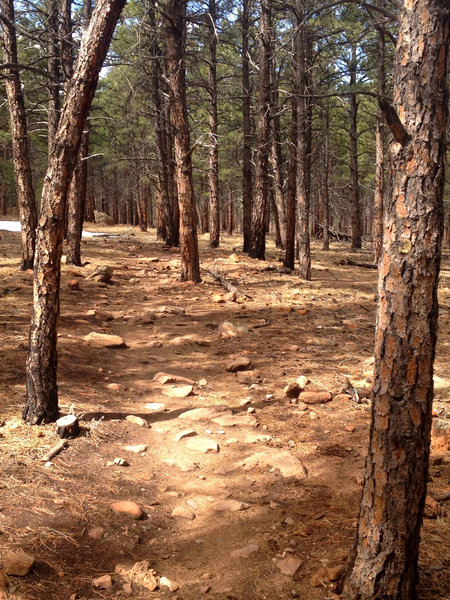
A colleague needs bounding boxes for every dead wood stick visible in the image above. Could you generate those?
[203,267,252,299]
[337,259,377,269]
[41,439,69,462]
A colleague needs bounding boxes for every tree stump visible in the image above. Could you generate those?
[56,415,80,438]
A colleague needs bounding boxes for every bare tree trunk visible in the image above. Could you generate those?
[249,0,272,260]
[349,44,362,250]
[208,0,220,248]
[270,63,286,249]
[372,14,385,264]
[46,0,61,153]
[85,190,95,221]
[164,0,201,282]
[241,0,252,252]
[227,189,234,235]
[1,0,37,270]
[284,90,297,269]
[1,182,7,215]
[24,0,126,424]
[340,0,449,597]
[321,101,330,251]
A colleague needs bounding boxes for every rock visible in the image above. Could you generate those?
[175,429,197,441]
[172,506,196,520]
[345,424,356,433]
[154,305,185,315]
[113,457,129,466]
[212,499,248,512]
[123,582,132,595]
[310,567,329,587]
[424,495,439,519]
[124,444,148,453]
[159,576,180,592]
[276,558,303,577]
[87,309,114,322]
[225,438,239,445]
[247,407,255,414]
[3,551,35,576]
[163,457,197,472]
[334,393,352,402]
[67,279,80,291]
[169,334,210,346]
[224,291,237,302]
[244,434,271,444]
[86,265,114,283]
[145,402,166,412]
[162,385,194,398]
[186,437,219,453]
[126,415,148,427]
[237,371,261,384]
[212,294,225,303]
[178,406,232,421]
[327,565,345,582]
[211,414,257,427]
[296,376,309,389]
[107,383,123,391]
[238,450,307,479]
[284,344,299,352]
[218,321,249,338]
[230,543,259,558]
[84,332,126,348]
[153,372,195,385]
[299,390,332,404]
[431,418,450,453]
[226,356,253,373]
[88,527,105,540]
[121,561,158,591]
[92,575,113,590]
[284,383,301,399]
[110,501,143,519]
[309,411,319,420]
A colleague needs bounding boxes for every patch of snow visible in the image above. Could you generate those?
[0,221,116,238]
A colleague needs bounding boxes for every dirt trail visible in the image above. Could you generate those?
[0,225,449,600]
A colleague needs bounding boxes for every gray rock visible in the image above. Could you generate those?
[237,450,307,479]
[172,505,196,519]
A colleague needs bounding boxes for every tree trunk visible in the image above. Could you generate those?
[321,101,330,251]
[372,12,385,264]
[208,0,220,248]
[24,0,126,424]
[284,91,297,269]
[164,0,201,282]
[270,62,286,249]
[249,0,272,260]
[349,44,362,250]
[1,0,37,270]
[340,1,449,597]
[241,0,252,253]
[227,189,234,236]
[1,182,7,215]
[46,0,61,153]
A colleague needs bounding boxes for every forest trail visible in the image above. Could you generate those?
[0,224,449,600]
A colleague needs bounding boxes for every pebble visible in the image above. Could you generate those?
[110,501,143,519]
[126,415,148,427]
[92,575,112,590]
[159,576,180,592]
[275,557,303,576]
[226,356,253,373]
[345,424,356,433]
[299,391,332,404]
[67,280,80,291]
[171,506,196,520]
[334,393,352,402]
[113,457,129,466]
[153,372,195,385]
[87,309,114,322]
[240,397,252,406]
[247,407,255,414]
[3,551,35,576]
[84,332,126,348]
[309,411,319,420]
[124,444,148,453]
[296,375,309,388]
[145,402,166,411]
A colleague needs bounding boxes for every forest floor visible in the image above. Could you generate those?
[0,221,449,600]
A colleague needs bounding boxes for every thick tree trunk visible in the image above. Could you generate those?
[270,64,286,249]
[24,0,126,424]
[46,0,61,153]
[340,1,449,597]
[1,0,37,270]
[249,0,272,260]
[208,0,220,248]
[66,126,89,265]
[241,0,252,253]
[321,101,330,251]
[164,0,201,282]
[284,92,297,269]
[372,16,385,264]
[349,44,362,250]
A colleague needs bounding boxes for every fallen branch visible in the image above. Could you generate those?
[203,266,252,299]
[337,259,377,269]
[41,439,69,462]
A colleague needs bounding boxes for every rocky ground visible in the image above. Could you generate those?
[0,222,449,600]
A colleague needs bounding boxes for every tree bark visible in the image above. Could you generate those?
[24,0,126,424]
[340,0,449,597]
[241,0,252,253]
[284,89,297,269]
[164,0,201,282]
[1,0,37,270]
[1,182,7,215]
[321,100,330,251]
[349,44,362,250]
[249,0,272,260]
[208,0,220,248]
[372,12,385,264]
[46,0,62,153]
[270,62,286,249]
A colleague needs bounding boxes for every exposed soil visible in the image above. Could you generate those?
[1,222,449,600]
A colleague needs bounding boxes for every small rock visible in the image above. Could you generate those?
[3,551,35,576]
[153,372,195,385]
[212,294,225,303]
[159,576,180,592]
[230,543,259,558]
[224,291,237,302]
[299,390,332,404]
[225,438,239,445]
[327,564,345,582]
[237,370,261,384]
[240,397,252,406]
[122,561,158,591]
[67,279,80,291]
[247,407,256,414]
[162,385,193,398]
[126,415,148,427]
[229,253,240,262]
[186,437,219,453]
[92,575,112,590]
[244,434,271,444]
[424,495,439,519]
[345,424,356,433]
[309,411,319,420]
[172,506,196,520]
[84,332,126,348]
[212,499,248,512]
[113,457,129,466]
[296,375,309,389]
[334,393,352,402]
[285,344,299,352]
[145,402,166,412]
[218,321,248,338]
[87,309,114,322]
[154,305,185,315]
[284,383,301,399]
[175,429,197,441]
[124,444,148,453]
[226,356,253,373]
[212,414,256,427]
[276,557,303,577]
[107,382,123,391]
[88,526,105,540]
[110,501,143,519]
[238,450,307,479]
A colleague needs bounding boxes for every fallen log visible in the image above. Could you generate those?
[203,266,252,299]
[41,439,69,462]
[337,259,377,269]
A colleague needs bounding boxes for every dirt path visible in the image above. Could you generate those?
[1,225,449,600]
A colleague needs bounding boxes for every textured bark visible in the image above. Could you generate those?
[164,0,201,282]
[284,92,297,269]
[372,15,386,264]
[321,101,330,251]
[208,0,220,248]
[1,182,6,215]
[249,0,272,260]
[349,44,362,250]
[340,1,449,597]
[1,0,37,270]
[24,0,126,424]
[46,0,61,153]
[241,0,252,252]
[270,65,286,249]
